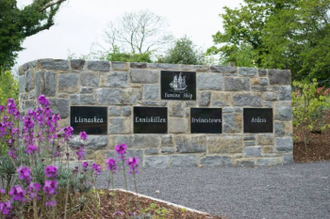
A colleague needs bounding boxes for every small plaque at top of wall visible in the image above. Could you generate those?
[161,71,196,100]
[244,108,273,133]
[70,106,107,135]
[134,107,167,134]
[191,108,222,133]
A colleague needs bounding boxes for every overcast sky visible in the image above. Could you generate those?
[16,0,244,68]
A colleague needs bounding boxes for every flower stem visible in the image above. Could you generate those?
[121,158,131,213]
[133,171,141,213]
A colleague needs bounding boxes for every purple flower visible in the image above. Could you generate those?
[37,95,49,107]
[0,105,4,112]
[8,150,17,159]
[115,144,127,159]
[82,162,89,171]
[106,158,117,173]
[125,157,139,175]
[43,180,58,195]
[75,147,85,160]
[26,144,38,154]
[51,114,61,124]
[29,182,41,200]
[91,163,102,175]
[0,201,12,215]
[23,116,34,130]
[0,188,5,194]
[9,185,26,202]
[46,200,56,207]
[17,166,32,183]
[44,166,58,179]
[63,126,74,140]
[79,131,88,140]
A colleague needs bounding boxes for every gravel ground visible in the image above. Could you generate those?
[96,161,330,219]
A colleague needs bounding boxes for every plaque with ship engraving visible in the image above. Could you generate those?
[70,106,107,135]
[161,71,196,100]
[244,108,273,133]
[191,108,222,133]
[134,107,167,133]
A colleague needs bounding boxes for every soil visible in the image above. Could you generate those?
[73,190,222,219]
[293,110,330,163]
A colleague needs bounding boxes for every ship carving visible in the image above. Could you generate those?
[169,73,187,91]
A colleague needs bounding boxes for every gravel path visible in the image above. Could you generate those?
[97,161,330,219]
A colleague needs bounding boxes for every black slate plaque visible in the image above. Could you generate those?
[191,108,222,133]
[70,106,107,135]
[161,71,196,100]
[134,107,167,133]
[244,108,273,133]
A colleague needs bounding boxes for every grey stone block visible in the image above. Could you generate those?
[268,69,291,85]
[70,95,80,105]
[80,87,93,94]
[71,135,108,150]
[176,135,206,153]
[224,78,250,91]
[87,61,110,72]
[122,106,131,116]
[102,72,128,88]
[130,69,159,83]
[236,159,255,167]
[80,95,95,105]
[223,107,234,113]
[169,102,184,117]
[161,147,176,154]
[244,141,255,146]
[244,136,256,141]
[198,92,211,106]
[96,88,141,105]
[81,73,99,88]
[224,114,236,133]
[283,153,293,164]
[109,118,129,134]
[239,67,257,76]
[148,63,180,70]
[139,101,167,106]
[112,62,128,70]
[145,156,169,168]
[276,106,293,121]
[170,155,198,167]
[109,106,121,116]
[145,148,159,155]
[143,84,159,100]
[169,118,187,133]
[48,98,69,118]
[260,78,268,86]
[130,62,147,68]
[39,59,69,71]
[109,135,132,149]
[252,86,267,92]
[210,65,236,73]
[259,69,267,76]
[180,65,209,72]
[265,92,277,101]
[244,146,262,157]
[279,86,292,100]
[70,59,85,70]
[256,157,281,166]
[198,73,223,90]
[107,150,143,165]
[25,70,34,91]
[19,75,26,93]
[275,122,285,136]
[132,135,160,148]
[35,71,56,96]
[161,135,173,146]
[233,94,261,106]
[200,156,231,167]
[276,137,293,152]
[58,73,78,93]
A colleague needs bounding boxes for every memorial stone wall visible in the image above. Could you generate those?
[19,59,294,168]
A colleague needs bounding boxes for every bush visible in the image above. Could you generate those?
[292,79,330,148]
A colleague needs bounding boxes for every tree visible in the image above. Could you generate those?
[160,36,206,65]
[0,0,66,71]
[208,0,330,81]
[0,69,18,105]
[92,10,174,60]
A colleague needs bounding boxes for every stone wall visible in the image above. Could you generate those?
[19,59,293,168]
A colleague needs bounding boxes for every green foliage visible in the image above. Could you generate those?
[292,79,330,147]
[141,203,170,219]
[208,0,330,81]
[0,70,19,105]
[0,0,66,70]
[160,36,206,65]
[103,46,153,63]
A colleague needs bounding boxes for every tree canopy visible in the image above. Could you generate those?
[0,0,66,71]
[208,0,330,81]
